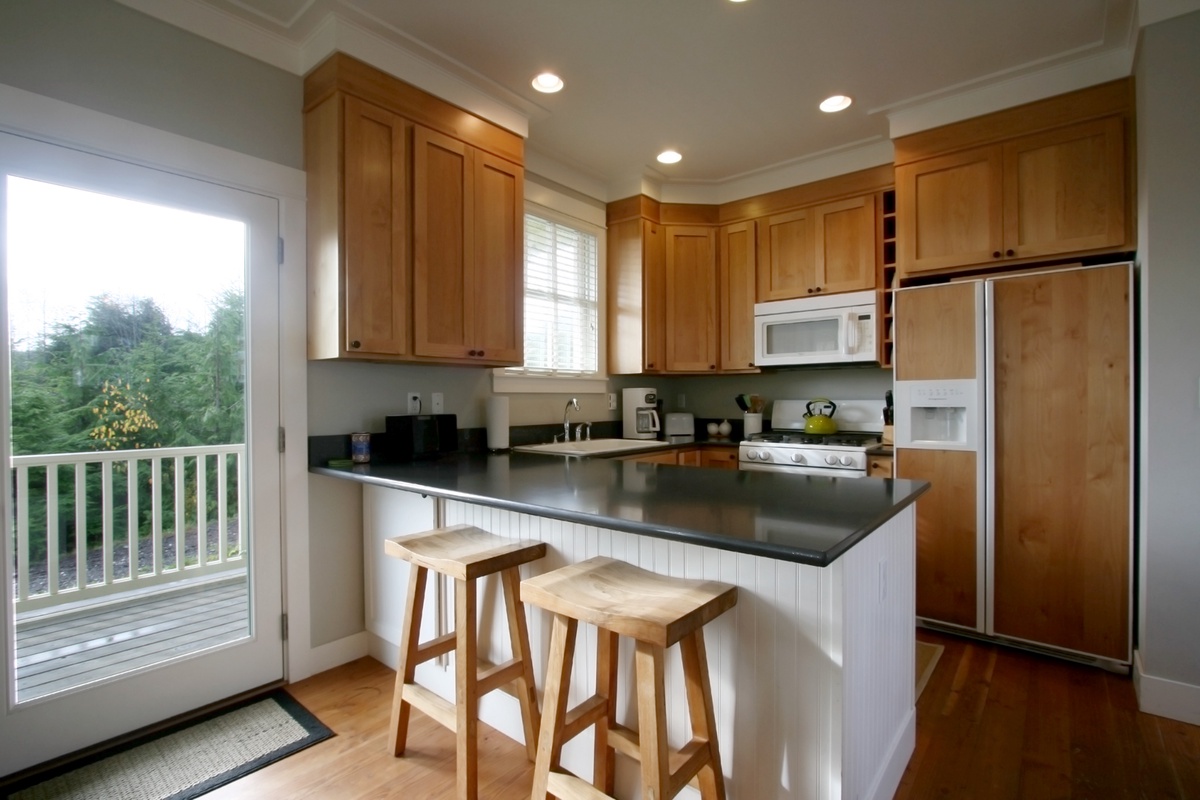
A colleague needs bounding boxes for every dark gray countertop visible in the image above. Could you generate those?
[311,452,928,567]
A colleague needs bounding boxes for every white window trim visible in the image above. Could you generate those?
[493,196,607,394]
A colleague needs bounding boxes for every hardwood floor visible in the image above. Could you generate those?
[211,629,1200,799]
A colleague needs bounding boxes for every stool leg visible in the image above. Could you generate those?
[530,613,577,800]
[456,576,479,800]
[681,629,726,800]
[390,563,428,756]
[501,566,541,762]
[635,641,670,800]
[593,628,618,795]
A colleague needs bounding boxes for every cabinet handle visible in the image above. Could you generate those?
[992,251,1002,258]
[350,340,361,349]
[814,286,823,293]
[477,350,484,357]
[647,362,655,369]
[709,364,716,370]
[807,288,815,294]
[748,362,755,367]
[1005,249,1015,257]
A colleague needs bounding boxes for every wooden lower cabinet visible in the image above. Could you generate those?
[700,447,739,470]
[617,446,735,468]
[866,454,893,478]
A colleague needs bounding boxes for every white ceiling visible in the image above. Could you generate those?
[120,0,1187,203]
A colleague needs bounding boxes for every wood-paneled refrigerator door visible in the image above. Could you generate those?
[988,264,1132,662]
[895,281,986,631]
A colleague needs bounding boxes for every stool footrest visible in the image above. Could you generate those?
[476,656,524,696]
[561,694,609,744]
[413,631,456,664]
[546,770,613,800]
[606,722,641,762]
[402,682,457,732]
[668,738,712,797]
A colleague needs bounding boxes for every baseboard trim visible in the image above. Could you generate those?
[866,707,916,800]
[1134,649,1200,725]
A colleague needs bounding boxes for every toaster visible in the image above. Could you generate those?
[663,412,695,444]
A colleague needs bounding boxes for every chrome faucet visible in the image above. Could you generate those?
[575,421,592,441]
[563,397,579,442]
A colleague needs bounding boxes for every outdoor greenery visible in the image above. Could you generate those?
[10,293,246,561]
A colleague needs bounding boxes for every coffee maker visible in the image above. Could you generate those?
[621,387,660,440]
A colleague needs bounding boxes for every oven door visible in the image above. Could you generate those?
[739,461,867,478]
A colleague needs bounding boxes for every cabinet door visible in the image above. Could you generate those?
[718,221,758,372]
[471,151,524,364]
[663,226,717,373]
[1004,117,1126,260]
[342,96,410,357]
[814,195,876,294]
[676,448,702,466]
[990,264,1130,661]
[606,218,664,374]
[756,208,815,301]
[896,145,1004,275]
[413,126,472,359]
[866,455,893,478]
[898,448,980,629]
[643,221,666,372]
[700,448,739,470]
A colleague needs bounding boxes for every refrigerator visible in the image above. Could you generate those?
[893,262,1133,667]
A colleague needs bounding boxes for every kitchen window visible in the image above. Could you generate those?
[494,203,605,392]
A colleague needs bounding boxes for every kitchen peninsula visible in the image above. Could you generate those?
[313,452,928,800]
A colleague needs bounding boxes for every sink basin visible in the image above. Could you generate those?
[513,438,668,457]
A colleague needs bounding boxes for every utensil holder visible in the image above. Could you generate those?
[743,413,763,437]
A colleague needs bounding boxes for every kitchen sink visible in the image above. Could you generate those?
[512,438,667,457]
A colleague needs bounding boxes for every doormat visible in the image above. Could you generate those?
[4,690,333,800]
[915,641,944,700]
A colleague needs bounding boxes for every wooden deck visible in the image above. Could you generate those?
[13,572,249,702]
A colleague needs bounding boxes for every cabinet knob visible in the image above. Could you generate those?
[992,251,1002,258]
[814,286,823,293]
[647,362,655,369]
[709,364,716,370]
[350,340,361,349]
[1005,249,1015,257]
[477,350,484,357]
[748,362,755,367]
[807,288,815,294]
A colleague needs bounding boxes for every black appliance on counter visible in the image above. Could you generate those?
[383,413,458,460]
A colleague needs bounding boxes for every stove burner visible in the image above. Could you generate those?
[747,431,882,447]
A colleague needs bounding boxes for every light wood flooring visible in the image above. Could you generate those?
[210,628,1200,799]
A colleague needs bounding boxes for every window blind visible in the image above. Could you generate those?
[517,212,599,375]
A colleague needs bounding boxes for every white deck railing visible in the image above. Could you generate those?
[10,444,246,613]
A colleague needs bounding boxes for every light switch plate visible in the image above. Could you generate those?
[431,392,444,413]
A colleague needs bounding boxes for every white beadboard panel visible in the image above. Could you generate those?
[361,494,916,799]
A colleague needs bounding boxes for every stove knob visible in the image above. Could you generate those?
[790,453,807,464]
[825,455,838,465]
[746,451,758,460]
[840,455,854,467]
[758,450,772,462]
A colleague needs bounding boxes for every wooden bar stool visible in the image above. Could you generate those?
[386,524,546,800]
[521,556,738,800]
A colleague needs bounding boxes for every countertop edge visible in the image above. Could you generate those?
[309,462,929,567]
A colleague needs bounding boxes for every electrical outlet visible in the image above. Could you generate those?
[431,392,444,413]
[607,392,617,410]
[407,392,421,414]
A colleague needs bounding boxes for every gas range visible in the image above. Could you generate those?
[738,399,885,478]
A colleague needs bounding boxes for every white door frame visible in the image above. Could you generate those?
[0,82,313,776]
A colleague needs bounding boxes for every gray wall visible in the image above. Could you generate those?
[0,0,302,170]
[1136,11,1200,691]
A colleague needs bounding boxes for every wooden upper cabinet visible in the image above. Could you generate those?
[757,208,814,301]
[663,226,718,373]
[412,126,523,364]
[896,146,1004,276]
[306,94,411,360]
[1004,117,1125,260]
[718,221,758,373]
[814,195,877,294]
[303,52,524,365]
[895,80,1132,278]
[893,281,980,381]
[756,196,877,300]
[607,215,665,374]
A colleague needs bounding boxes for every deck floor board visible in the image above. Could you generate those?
[13,574,249,702]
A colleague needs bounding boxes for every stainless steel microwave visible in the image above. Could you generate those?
[753,290,877,367]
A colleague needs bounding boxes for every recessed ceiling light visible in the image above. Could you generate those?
[532,73,563,93]
[657,150,682,164]
[819,95,853,113]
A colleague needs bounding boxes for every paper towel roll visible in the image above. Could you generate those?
[486,396,510,450]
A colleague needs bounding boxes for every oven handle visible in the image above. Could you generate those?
[738,461,867,478]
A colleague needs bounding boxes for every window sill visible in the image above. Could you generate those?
[491,370,608,394]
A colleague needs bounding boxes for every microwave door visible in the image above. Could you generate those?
[758,311,845,365]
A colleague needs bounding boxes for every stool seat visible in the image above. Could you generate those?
[521,556,737,648]
[386,524,545,800]
[522,556,737,800]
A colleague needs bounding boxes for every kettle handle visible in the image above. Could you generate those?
[806,397,837,416]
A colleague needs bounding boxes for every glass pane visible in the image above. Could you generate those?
[764,317,840,356]
[5,176,251,703]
